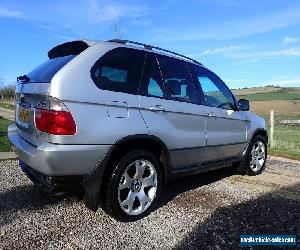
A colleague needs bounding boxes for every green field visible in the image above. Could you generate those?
[237,91,300,101]
[0,102,15,110]
[238,88,300,160]
[269,124,300,160]
[0,116,12,151]
[262,115,300,160]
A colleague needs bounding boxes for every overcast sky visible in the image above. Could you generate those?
[1,0,300,88]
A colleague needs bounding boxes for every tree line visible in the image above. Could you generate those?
[0,84,15,99]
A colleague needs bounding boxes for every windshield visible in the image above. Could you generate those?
[27,55,75,82]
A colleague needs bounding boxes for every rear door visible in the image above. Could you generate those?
[191,65,247,161]
[15,55,76,146]
[139,53,207,169]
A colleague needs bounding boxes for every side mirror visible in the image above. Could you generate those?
[237,99,250,111]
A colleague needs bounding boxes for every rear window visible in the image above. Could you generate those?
[90,47,145,94]
[27,55,75,82]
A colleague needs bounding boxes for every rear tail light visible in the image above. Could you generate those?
[34,98,76,135]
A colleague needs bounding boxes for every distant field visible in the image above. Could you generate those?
[237,92,300,101]
[232,86,300,96]
[232,86,300,116]
[250,100,300,116]
[263,117,300,160]
[233,86,300,160]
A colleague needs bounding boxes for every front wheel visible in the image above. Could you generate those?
[105,150,162,221]
[237,135,267,175]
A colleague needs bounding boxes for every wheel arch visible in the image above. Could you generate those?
[252,128,268,143]
[83,134,171,211]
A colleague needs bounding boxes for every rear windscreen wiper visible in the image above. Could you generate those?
[17,75,30,83]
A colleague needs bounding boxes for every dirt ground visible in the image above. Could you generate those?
[250,100,300,116]
[0,107,14,121]
[1,156,299,249]
[232,87,283,96]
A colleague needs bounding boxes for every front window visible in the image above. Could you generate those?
[192,66,235,110]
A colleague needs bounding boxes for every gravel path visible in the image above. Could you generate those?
[0,157,299,249]
[0,107,14,121]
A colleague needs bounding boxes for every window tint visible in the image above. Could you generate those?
[140,53,165,98]
[95,67,127,82]
[157,55,197,103]
[193,66,235,110]
[27,55,75,83]
[91,48,145,94]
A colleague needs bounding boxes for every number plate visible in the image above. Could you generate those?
[16,105,31,128]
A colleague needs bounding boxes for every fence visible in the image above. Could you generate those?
[268,110,300,157]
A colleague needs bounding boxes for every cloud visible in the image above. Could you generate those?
[154,7,300,41]
[223,78,248,84]
[0,0,146,39]
[88,0,144,23]
[269,76,300,87]
[200,44,254,56]
[283,36,299,44]
[0,6,24,18]
[266,47,300,56]
[194,43,300,62]
[214,47,300,62]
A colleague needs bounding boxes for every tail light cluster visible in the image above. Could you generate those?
[34,98,76,135]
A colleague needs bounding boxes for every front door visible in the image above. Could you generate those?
[191,65,248,162]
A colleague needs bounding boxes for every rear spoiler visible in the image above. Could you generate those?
[48,41,89,59]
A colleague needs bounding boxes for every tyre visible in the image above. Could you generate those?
[237,135,267,175]
[105,150,162,221]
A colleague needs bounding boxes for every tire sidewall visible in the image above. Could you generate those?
[105,150,162,222]
[245,135,268,175]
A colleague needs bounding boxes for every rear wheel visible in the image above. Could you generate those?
[237,135,267,175]
[105,150,162,221]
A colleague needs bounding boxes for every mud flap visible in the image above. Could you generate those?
[83,154,111,211]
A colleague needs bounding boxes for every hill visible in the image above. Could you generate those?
[231,86,300,116]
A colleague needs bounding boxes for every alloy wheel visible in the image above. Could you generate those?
[118,159,158,215]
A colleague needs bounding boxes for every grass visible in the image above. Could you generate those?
[237,92,300,101]
[0,116,12,152]
[262,115,300,161]
[0,102,15,110]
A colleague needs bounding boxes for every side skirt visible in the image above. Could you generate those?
[168,155,243,179]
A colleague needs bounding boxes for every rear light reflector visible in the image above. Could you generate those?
[35,108,76,135]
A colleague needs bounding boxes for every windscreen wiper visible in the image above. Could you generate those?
[17,75,30,83]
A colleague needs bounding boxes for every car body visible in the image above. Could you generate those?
[8,39,267,220]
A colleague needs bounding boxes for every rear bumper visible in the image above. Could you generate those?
[19,160,83,193]
[8,123,112,176]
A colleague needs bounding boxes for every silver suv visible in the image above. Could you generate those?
[8,39,267,221]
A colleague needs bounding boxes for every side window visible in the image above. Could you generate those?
[156,55,198,103]
[193,66,235,110]
[140,53,165,98]
[91,47,145,94]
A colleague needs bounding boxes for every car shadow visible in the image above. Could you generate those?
[0,184,68,227]
[160,166,236,207]
[173,183,300,249]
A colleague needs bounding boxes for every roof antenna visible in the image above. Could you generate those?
[114,14,122,39]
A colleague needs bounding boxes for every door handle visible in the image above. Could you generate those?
[149,105,166,112]
[206,112,216,117]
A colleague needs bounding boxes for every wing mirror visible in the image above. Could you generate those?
[237,99,250,111]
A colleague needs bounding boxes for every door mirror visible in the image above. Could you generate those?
[237,99,249,111]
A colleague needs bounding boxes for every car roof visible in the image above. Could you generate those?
[49,39,204,67]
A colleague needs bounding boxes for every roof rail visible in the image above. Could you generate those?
[108,39,203,66]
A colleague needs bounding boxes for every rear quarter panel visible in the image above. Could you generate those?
[48,42,149,145]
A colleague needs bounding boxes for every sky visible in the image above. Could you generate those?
[0,0,300,89]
